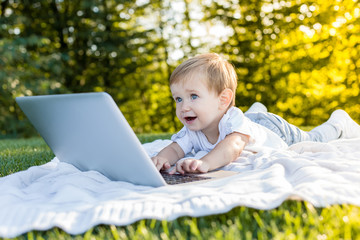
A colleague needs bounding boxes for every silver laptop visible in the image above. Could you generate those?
[16,92,237,187]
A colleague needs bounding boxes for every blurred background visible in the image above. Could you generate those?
[1,0,359,138]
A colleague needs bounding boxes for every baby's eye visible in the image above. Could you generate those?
[175,97,182,103]
[191,94,198,100]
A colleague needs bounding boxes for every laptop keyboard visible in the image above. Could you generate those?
[161,172,212,185]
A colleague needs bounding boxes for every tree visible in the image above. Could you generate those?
[203,0,360,126]
[1,0,359,137]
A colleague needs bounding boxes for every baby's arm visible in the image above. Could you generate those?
[151,142,185,171]
[173,132,249,174]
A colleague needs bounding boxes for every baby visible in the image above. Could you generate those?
[151,53,360,174]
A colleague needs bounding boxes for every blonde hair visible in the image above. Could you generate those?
[169,53,238,106]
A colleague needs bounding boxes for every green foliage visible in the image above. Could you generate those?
[0,0,176,137]
[204,0,360,126]
[1,137,360,239]
[1,0,359,137]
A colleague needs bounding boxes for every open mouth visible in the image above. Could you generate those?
[185,116,197,122]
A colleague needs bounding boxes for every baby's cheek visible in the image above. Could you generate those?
[175,111,182,120]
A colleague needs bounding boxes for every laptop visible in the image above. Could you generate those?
[16,92,237,187]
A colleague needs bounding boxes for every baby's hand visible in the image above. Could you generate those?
[151,156,171,171]
[171,159,210,174]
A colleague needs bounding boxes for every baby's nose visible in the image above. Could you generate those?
[181,100,191,111]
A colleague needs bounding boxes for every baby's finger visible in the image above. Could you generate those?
[163,162,171,170]
[189,160,199,171]
[154,159,164,171]
[176,162,185,174]
[181,160,194,173]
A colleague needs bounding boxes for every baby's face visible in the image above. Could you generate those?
[170,75,226,138]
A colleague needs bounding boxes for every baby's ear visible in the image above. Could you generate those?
[219,88,233,109]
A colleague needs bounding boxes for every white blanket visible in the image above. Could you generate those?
[1,138,360,238]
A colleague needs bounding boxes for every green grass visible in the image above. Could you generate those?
[1,135,360,240]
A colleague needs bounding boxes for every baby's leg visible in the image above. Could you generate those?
[312,110,360,140]
[245,112,339,145]
[245,102,267,114]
